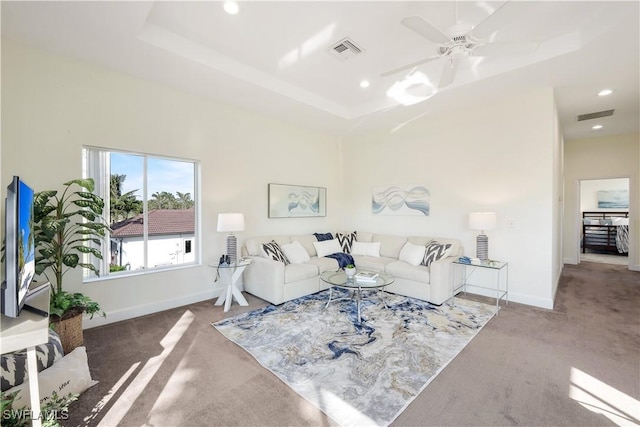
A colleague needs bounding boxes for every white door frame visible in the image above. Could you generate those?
[576,176,632,267]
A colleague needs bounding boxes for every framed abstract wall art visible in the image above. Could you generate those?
[372,184,430,216]
[268,183,326,218]
[597,190,629,208]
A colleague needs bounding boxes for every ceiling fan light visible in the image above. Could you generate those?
[592,125,603,130]
[386,71,436,106]
[598,89,613,96]
[224,1,239,15]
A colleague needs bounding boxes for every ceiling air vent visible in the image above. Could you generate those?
[577,109,615,121]
[329,37,364,60]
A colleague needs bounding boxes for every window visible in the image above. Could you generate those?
[83,147,199,278]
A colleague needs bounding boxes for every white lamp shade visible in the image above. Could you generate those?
[217,213,245,232]
[469,212,497,231]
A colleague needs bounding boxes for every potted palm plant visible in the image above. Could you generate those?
[33,178,109,353]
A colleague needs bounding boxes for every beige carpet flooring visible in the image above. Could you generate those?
[66,262,639,426]
[580,252,629,266]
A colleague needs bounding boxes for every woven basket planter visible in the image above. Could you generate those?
[52,312,83,355]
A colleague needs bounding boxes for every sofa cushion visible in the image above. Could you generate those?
[352,255,395,273]
[291,234,318,257]
[262,240,290,265]
[386,261,430,283]
[373,234,407,258]
[351,241,380,257]
[313,239,342,257]
[355,231,374,242]
[398,241,426,266]
[335,231,357,253]
[280,240,310,264]
[306,256,340,273]
[284,263,319,283]
[422,240,452,266]
[245,236,291,257]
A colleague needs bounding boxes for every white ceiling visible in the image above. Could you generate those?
[2,1,639,140]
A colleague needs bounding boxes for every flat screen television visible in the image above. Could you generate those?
[1,176,40,317]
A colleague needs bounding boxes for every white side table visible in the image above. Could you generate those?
[452,259,508,312]
[211,259,252,312]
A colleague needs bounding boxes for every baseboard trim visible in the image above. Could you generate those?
[506,292,554,309]
[82,288,218,329]
[463,288,554,310]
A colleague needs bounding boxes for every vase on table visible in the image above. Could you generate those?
[344,266,356,278]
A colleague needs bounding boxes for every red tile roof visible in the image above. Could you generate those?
[111,209,195,238]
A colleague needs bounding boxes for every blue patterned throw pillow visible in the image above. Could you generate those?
[335,231,357,253]
[313,232,334,241]
[422,240,452,267]
[262,240,290,265]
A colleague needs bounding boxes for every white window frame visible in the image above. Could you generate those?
[83,146,201,281]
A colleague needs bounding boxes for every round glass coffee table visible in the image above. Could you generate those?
[320,270,395,323]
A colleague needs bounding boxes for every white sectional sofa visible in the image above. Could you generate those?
[242,231,463,306]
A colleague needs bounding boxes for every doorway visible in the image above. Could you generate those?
[578,178,630,266]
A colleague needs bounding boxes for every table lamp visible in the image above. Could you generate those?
[469,212,496,261]
[217,213,245,264]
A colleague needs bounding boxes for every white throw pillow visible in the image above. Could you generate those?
[399,242,426,266]
[313,239,343,258]
[280,240,311,264]
[7,346,97,410]
[351,241,381,257]
[612,217,629,225]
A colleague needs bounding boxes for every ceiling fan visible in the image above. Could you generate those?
[381,1,539,88]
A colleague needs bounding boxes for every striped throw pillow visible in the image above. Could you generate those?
[422,240,452,267]
[336,231,357,253]
[262,240,290,265]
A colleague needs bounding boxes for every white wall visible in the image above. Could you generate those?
[580,178,630,212]
[341,87,559,309]
[1,40,342,327]
[564,133,639,269]
[551,99,564,301]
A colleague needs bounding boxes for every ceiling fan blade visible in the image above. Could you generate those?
[380,55,441,77]
[438,56,460,88]
[473,41,540,57]
[401,15,450,45]
[467,1,520,40]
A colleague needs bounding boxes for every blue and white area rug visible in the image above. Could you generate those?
[212,289,496,426]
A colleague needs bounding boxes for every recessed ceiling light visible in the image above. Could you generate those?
[592,125,603,130]
[598,89,613,96]
[224,1,239,15]
[360,80,370,88]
